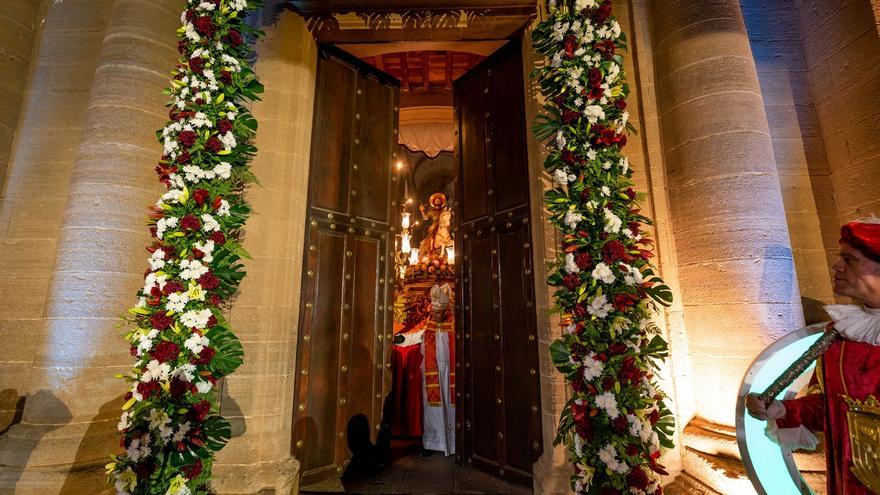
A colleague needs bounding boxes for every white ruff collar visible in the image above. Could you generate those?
[825,304,880,345]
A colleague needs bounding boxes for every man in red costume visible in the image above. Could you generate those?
[747,218,880,494]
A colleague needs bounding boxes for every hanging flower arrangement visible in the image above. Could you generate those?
[108,1,264,493]
[532,1,675,493]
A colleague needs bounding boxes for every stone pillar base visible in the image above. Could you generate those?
[532,451,572,495]
[213,455,300,495]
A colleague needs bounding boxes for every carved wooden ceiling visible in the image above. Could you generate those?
[361,51,484,91]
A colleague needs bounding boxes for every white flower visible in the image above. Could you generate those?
[156,216,179,240]
[172,422,192,443]
[195,380,214,394]
[217,199,231,217]
[201,213,220,232]
[165,291,190,313]
[575,0,598,10]
[582,352,604,381]
[219,131,237,151]
[126,435,151,462]
[137,329,159,357]
[190,111,212,128]
[555,130,567,150]
[148,249,167,271]
[641,377,657,398]
[603,209,622,233]
[148,408,171,431]
[564,253,580,274]
[221,54,243,72]
[574,97,583,108]
[551,51,563,68]
[583,104,605,123]
[197,1,216,11]
[142,272,168,296]
[214,161,232,179]
[142,360,172,382]
[563,210,583,229]
[230,0,247,11]
[587,294,613,318]
[606,63,621,84]
[598,443,628,474]
[619,156,630,174]
[184,23,200,42]
[603,161,613,170]
[565,322,578,334]
[171,363,196,383]
[193,239,216,263]
[184,333,210,354]
[611,20,622,38]
[622,264,644,286]
[117,411,131,432]
[179,259,209,281]
[600,185,611,196]
[628,413,653,443]
[180,309,212,329]
[591,262,616,284]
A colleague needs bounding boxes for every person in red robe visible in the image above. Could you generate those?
[747,218,880,495]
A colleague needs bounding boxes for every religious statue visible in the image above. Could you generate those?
[418,192,454,262]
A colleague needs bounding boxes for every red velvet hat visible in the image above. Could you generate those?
[840,217,880,263]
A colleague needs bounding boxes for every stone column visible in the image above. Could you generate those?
[212,11,317,494]
[0,0,179,491]
[794,0,880,223]
[650,0,804,429]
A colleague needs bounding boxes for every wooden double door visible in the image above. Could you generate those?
[293,41,542,486]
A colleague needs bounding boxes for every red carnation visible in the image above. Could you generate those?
[609,342,628,355]
[170,378,195,398]
[134,460,157,478]
[151,312,174,330]
[217,119,233,134]
[612,414,628,432]
[163,281,184,295]
[626,444,639,456]
[206,315,217,328]
[209,294,222,306]
[602,376,614,391]
[220,70,233,85]
[225,29,243,46]
[210,230,226,245]
[595,352,608,362]
[588,68,603,88]
[189,56,205,74]
[198,272,220,290]
[179,130,198,148]
[616,99,627,110]
[648,408,660,425]
[575,252,593,270]
[137,381,161,399]
[176,151,192,165]
[573,303,589,318]
[579,188,592,202]
[192,346,216,365]
[193,188,210,207]
[191,400,212,422]
[563,273,580,291]
[177,39,189,55]
[183,459,203,480]
[564,35,578,59]
[592,2,613,24]
[206,136,223,153]
[602,240,626,263]
[562,110,580,124]
[192,247,205,259]
[562,150,576,165]
[627,467,650,491]
[193,16,215,38]
[570,375,586,393]
[180,214,201,231]
[151,341,180,363]
[185,9,196,22]
[595,39,616,60]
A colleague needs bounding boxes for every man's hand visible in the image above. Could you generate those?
[746,393,786,421]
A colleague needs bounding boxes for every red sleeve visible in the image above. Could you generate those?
[777,394,824,431]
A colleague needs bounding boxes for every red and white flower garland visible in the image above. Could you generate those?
[532,1,675,494]
[110,1,263,493]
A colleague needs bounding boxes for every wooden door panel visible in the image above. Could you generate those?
[295,45,399,484]
[311,58,356,214]
[352,77,396,223]
[455,39,542,485]
[457,68,490,223]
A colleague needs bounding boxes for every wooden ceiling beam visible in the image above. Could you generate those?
[444,52,453,89]
[400,51,410,91]
[291,0,536,13]
[421,51,430,90]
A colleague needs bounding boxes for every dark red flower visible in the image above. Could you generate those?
[176,151,192,164]
[588,68,603,88]
[579,188,592,202]
[220,70,233,85]
[134,460,157,478]
[562,110,580,124]
[193,16,216,38]
[625,187,636,200]
[206,315,217,328]
[595,39,616,60]
[178,130,197,148]
[189,56,205,74]
[616,99,627,110]
[185,9,196,22]
[562,150,576,165]
[206,135,223,153]
[210,294,222,306]
[564,35,578,59]
[151,341,180,363]
[192,247,205,259]
[170,378,195,398]
[573,303,589,318]
[626,444,639,456]
[602,240,626,263]
[598,127,619,146]
[609,342,628,355]
[137,380,162,399]
[627,467,650,490]
[225,29,243,46]
[193,188,210,207]
[151,312,174,330]
[129,345,138,357]
[183,459,203,480]
[570,375,586,393]
[180,214,201,231]
[192,347,216,365]
[595,352,608,362]
[217,119,233,134]
[602,376,614,391]
[648,408,660,425]
[628,221,641,236]
[575,252,593,270]
[177,39,188,55]
[163,281,184,295]
[191,400,212,422]
[621,356,642,383]
[612,414,628,432]
[600,489,620,495]
[592,2,613,24]
[563,273,580,291]
[198,272,220,290]
[210,231,226,245]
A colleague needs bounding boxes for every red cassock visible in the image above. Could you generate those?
[777,339,880,495]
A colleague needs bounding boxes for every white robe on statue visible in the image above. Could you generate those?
[421,330,455,455]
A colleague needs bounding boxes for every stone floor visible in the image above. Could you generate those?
[301,440,533,495]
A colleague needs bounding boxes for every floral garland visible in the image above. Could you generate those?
[108,1,264,493]
[532,1,675,494]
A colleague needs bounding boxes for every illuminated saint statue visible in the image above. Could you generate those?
[418,193,454,262]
